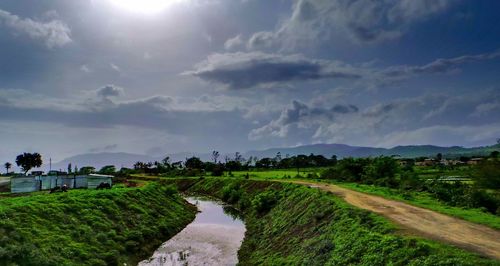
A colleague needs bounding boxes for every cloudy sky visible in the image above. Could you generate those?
[1,0,500,161]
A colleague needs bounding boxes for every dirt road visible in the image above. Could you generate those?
[289,180,500,260]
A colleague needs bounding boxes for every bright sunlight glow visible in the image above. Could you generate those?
[109,0,177,14]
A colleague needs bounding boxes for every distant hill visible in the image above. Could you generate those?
[51,152,158,171]
[244,143,500,159]
[51,151,212,172]
[50,143,499,171]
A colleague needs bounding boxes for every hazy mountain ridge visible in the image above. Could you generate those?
[246,144,498,159]
[50,143,499,171]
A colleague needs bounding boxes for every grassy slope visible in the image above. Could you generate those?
[0,183,196,266]
[171,178,498,266]
[230,169,500,230]
[335,182,500,230]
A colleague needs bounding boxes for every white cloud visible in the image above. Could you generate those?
[224,34,244,50]
[249,90,500,147]
[247,0,455,50]
[110,63,121,72]
[378,124,500,148]
[80,65,91,73]
[0,9,71,48]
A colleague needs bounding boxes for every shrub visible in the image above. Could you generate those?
[306,173,319,179]
[252,190,279,214]
[211,164,224,177]
[221,183,242,204]
[164,185,178,197]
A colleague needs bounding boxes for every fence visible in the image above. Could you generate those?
[11,177,40,193]
[11,174,113,193]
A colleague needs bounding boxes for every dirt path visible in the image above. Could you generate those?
[288,180,500,260]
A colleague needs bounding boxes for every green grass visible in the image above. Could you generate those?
[230,168,323,179]
[169,178,499,265]
[0,183,196,266]
[333,182,500,230]
[414,165,472,179]
[232,168,500,230]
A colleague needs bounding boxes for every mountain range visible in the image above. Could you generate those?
[49,143,500,171]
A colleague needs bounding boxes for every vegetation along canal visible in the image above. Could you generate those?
[139,197,246,266]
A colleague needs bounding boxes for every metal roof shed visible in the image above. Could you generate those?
[87,174,113,189]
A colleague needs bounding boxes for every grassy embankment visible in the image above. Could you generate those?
[227,169,500,230]
[170,178,498,265]
[0,182,196,266]
[334,182,500,230]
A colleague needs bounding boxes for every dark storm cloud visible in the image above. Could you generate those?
[96,84,124,98]
[249,100,359,140]
[189,50,500,90]
[186,52,361,89]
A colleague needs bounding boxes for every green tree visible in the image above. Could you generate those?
[67,163,72,174]
[185,157,204,169]
[293,155,309,174]
[15,152,42,175]
[4,162,12,175]
[79,166,95,175]
[99,165,116,175]
[212,151,220,164]
[330,155,338,166]
[162,156,171,169]
[363,157,400,187]
[473,159,500,189]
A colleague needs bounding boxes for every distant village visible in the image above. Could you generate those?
[398,156,486,167]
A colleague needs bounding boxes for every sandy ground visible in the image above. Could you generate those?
[289,180,500,260]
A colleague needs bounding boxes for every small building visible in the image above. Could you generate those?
[467,158,484,165]
[86,174,113,189]
[31,171,44,176]
[11,174,113,193]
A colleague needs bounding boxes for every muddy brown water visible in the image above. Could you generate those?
[138,197,246,266]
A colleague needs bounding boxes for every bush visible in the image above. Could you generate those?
[306,173,319,179]
[164,185,178,197]
[211,164,224,177]
[473,159,500,189]
[221,183,242,204]
[252,190,279,214]
[468,189,499,214]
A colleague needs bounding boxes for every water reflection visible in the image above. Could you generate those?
[138,197,246,266]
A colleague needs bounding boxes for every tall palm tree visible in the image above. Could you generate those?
[4,162,12,175]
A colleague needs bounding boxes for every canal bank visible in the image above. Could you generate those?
[0,183,196,266]
[168,178,498,266]
[140,197,245,266]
